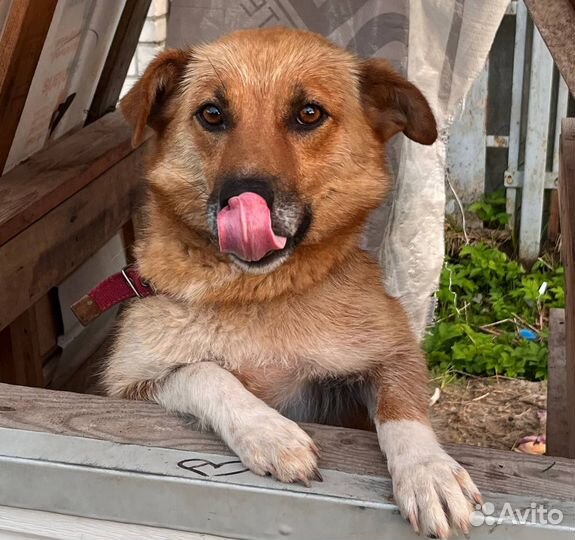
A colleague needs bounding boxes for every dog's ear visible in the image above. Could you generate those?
[359,59,437,145]
[120,49,190,147]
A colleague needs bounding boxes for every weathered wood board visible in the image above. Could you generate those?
[0,112,135,246]
[548,309,569,457]
[0,140,148,331]
[558,119,575,458]
[0,383,573,502]
[0,0,58,171]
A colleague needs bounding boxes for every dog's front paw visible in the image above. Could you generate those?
[391,450,482,538]
[230,413,321,486]
[378,420,482,539]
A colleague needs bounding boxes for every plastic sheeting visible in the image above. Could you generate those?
[168,0,509,337]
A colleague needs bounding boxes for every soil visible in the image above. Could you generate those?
[430,376,547,451]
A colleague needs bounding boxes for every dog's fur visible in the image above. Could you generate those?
[105,28,481,538]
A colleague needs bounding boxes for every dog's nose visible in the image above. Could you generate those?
[218,176,275,209]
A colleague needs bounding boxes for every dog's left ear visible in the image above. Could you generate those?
[120,49,190,147]
[359,59,437,145]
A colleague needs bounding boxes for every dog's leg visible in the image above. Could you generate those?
[372,358,482,539]
[144,362,320,485]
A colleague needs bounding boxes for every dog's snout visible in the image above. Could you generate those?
[218,176,275,209]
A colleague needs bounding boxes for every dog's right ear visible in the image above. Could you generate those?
[120,49,190,147]
[359,59,437,145]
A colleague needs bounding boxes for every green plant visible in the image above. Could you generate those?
[424,243,564,380]
[468,189,509,228]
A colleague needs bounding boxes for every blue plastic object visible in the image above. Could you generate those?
[518,328,538,341]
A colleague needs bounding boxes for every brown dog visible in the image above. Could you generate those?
[105,27,481,538]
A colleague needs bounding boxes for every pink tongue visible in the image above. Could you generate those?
[217,192,287,262]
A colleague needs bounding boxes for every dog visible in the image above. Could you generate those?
[104,27,482,538]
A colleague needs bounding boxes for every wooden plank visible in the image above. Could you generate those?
[86,0,152,124]
[1,308,45,387]
[518,25,554,264]
[0,143,147,332]
[525,0,575,96]
[31,292,60,360]
[548,309,568,456]
[505,0,528,235]
[549,77,570,244]
[0,383,573,502]
[0,0,58,172]
[0,294,60,387]
[559,118,575,458]
[0,112,135,246]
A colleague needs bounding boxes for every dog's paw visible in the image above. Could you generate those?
[377,420,482,539]
[229,413,321,486]
[391,450,482,538]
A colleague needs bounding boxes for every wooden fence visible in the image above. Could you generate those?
[447,0,573,264]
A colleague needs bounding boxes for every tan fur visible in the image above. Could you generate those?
[108,28,480,537]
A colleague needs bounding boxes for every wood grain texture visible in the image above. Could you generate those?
[0,112,138,246]
[0,307,45,387]
[0,142,147,332]
[0,294,60,387]
[559,118,575,458]
[0,0,58,172]
[548,308,568,457]
[548,190,561,243]
[524,0,575,95]
[86,0,152,124]
[0,383,573,502]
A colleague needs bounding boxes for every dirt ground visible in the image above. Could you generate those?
[430,376,547,451]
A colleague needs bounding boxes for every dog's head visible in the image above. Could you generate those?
[121,28,436,277]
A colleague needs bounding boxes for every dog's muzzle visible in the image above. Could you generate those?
[207,175,311,273]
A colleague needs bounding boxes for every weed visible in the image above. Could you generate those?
[424,242,564,380]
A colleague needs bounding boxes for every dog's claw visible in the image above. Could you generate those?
[312,467,323,482]
[408,510,420,535]
[428,530,448,540]
[299,476,311,488]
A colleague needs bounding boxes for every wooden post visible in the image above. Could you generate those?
[86,0,152,124]
[0,295,59,387]
[0,0,58,172]
[0,0,58,387]
[518,25,554,264]
[548,309,568,456]
[505,0,528,236]
[557,118,575,458]
[547,77,570,245]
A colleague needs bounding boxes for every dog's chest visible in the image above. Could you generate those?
[137,292,377,378]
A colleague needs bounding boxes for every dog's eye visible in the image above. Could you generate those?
[296,104,324,127]
[197,104,224,129]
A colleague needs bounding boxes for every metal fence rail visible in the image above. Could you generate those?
[0,428,573,539]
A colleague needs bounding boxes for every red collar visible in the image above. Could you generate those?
[71,267,154,326]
